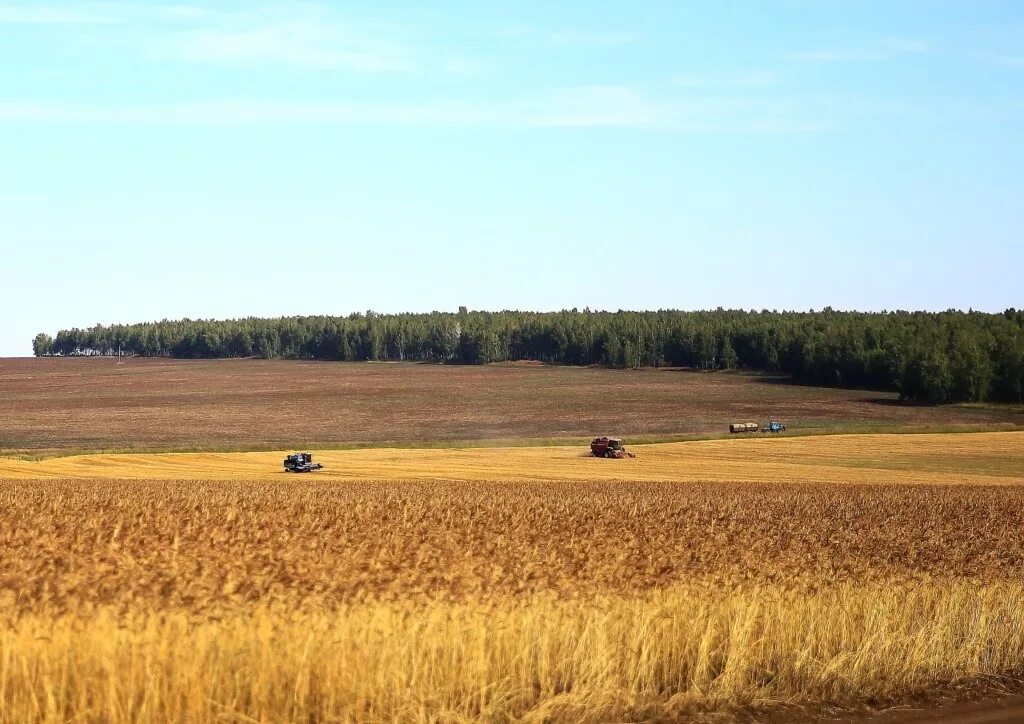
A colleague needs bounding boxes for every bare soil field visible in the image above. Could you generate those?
[1,357,1020,452]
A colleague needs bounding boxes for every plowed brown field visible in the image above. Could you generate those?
[2,357,1020,452]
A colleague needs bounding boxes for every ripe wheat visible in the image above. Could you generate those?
[0,432,1022,721]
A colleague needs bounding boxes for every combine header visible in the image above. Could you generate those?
[590,437,635,459]
[283,453,323,472]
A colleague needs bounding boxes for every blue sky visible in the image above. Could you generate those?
[1,1,1022,356]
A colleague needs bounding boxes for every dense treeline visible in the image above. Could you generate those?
[33,308,1024,403]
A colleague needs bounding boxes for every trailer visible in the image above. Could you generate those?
[729,422,759,433]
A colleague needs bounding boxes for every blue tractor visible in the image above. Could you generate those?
[761,421,787,433]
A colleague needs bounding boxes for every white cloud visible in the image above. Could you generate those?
[0,100,482,124]
[441,56,491,76]
[547,29,640,47]
[526,86,661,127]
[787,37,929,62]
[787,49,888,62]
[501,24,640,48]
[0,4,117,24]
[674,70,780,89]
[885,37,929,54]
[146,6,492,75]
[0,88,832,133]
[0,4,462,74]
[0,97,623,126]
[155,5,211,21]
[162,21,415,72]
[988,55,1024,67]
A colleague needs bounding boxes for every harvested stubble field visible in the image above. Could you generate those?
[1,357,1021,453]
[0,433,1023,722]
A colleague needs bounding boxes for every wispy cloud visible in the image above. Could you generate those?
[0,95,645,127]
[526,86,660,127]
[887,38,929,53]
[0,88,831,133]
[1,4,448,74]
[0,4,118,24]
[0,100,477,125]
[155,5,212,21]
[161,21,414,72]
[787,37,929,62]
[132,4,422,72]
[502,23,641,48]
[987,54,1024,67]
[441,55,491,77]
[674,70,780,89]
[547,29,640,48]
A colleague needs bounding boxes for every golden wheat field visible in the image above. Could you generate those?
[0,432,1023,722]
[3,431,1023,485]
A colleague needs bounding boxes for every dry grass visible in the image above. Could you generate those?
[0,433,1023,721]
[2,357,1021,452]
[3,582,1024,723]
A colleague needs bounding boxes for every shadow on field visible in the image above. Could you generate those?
[752,374,894,392]
[867,397,928,407]
[746,372,802,386]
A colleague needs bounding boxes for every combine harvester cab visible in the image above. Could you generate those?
[283,452,324,473]
[590,437,635,459]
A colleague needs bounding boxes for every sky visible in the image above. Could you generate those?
[1,1,1022,356]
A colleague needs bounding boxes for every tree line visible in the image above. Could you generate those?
[32,308,1024,403]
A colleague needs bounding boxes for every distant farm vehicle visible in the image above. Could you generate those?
[762,421,787,433]
[283,452,323,472]
[590,437,635,458]
[729,422,759,434]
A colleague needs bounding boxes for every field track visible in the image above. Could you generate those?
[2,431,1022,485]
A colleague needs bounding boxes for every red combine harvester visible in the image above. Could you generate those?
[590,437,635,459]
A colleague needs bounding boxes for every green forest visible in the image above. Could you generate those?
[33,308,1024,403]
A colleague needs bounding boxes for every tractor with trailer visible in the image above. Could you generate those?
[729,421,787,434]
[283,452,323,472]
[590,437,635,458]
